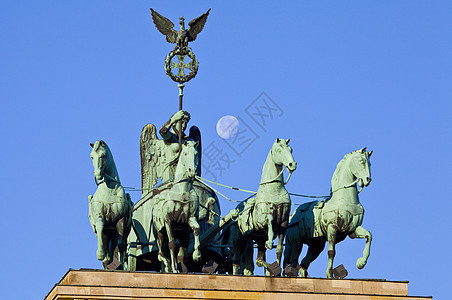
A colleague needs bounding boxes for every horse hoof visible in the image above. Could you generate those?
[326,270,334,278]
[193,250,201,262]
[299,268,308,278]
[356,257,366,269]
[97,250,105,261]
[265,241,273,250]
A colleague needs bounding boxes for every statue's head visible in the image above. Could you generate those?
[351,148,373,187]
[271,138,297,172]
[90,140,107,181]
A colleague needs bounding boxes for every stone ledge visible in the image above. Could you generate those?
[45,269,432,300]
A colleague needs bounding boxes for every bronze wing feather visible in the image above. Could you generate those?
[189,125,202,176]
[187,8,211,42]
[140,124,163,197]
[150,8,177,44]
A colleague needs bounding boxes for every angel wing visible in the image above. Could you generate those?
[187,9,211,42]
[189,125,202,176]
[150,8,177,44]
[140,124,164,197]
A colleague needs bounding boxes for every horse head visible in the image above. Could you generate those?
[351,147,373,187]
[271,138,297,172]
[90,140,107,181]
[177,140,199,180]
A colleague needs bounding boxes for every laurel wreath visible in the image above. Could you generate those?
[164,48,199,83]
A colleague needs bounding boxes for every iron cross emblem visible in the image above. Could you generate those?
[171,54,195,77]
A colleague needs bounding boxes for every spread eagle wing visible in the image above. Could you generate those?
[189,125,202,176]
[150,8,177,44]
[187,8,211,42]
[140,123,164,197]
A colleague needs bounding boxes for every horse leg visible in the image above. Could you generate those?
[232,244,240,275]
[326,224,338,278]
[242,239,255,275]
[300,240,325,277]
[103,231,112,264]
[255,242,270,272]
[349,226,372,269]
[265,215,274,250]
[188,216,201,262]
[116,217,127,270]
[164,220,179,273]
[275,226,287,268]
[177,247,186,264]
[156,230,170,272]
[283,225,303,276]
[93,217,106,261]
[230,225,242,275]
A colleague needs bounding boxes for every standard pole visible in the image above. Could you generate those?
[178,83,185,154]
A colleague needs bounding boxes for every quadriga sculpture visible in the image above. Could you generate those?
[227,138,297,275]
[153,140,202,273]
[88,140,132,270]
[284,148,373,278]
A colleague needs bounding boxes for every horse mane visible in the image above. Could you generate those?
[99,141,121,184]
[331,150,360,187]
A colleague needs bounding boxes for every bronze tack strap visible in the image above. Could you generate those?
[195,175,256,194]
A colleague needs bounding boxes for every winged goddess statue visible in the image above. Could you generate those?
[150,8,211,49]
[140,111,202,197]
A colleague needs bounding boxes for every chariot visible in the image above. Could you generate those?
[128,177,234,272]
[87,8,373,278]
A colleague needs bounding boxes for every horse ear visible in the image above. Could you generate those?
[184,140,188,146]
[362,147,367,153]
[99,140,104,146]
[286,139,290,144]
[90,143,94,148]
[276,138,280,143]
[369,150,373,157]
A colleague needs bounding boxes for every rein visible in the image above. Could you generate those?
[94,172,121,186]
[259,166,292,186]
[330,178,364,194]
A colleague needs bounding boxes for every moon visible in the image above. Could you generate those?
[216,115,239,139]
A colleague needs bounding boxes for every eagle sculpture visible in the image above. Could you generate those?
[150,8,211,49]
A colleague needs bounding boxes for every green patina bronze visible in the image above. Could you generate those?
[150,8,210,50]
[88,140,133,270]
[165,48,199,83]
[284,148,373,278]
[151,8,209,84]
[140,110,201,193]
[224,139,297,276]
[127,114,221,273]
[85,10,378,278]
[153,140,202,273]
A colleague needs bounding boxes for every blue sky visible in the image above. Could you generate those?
[1,1,451,299]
